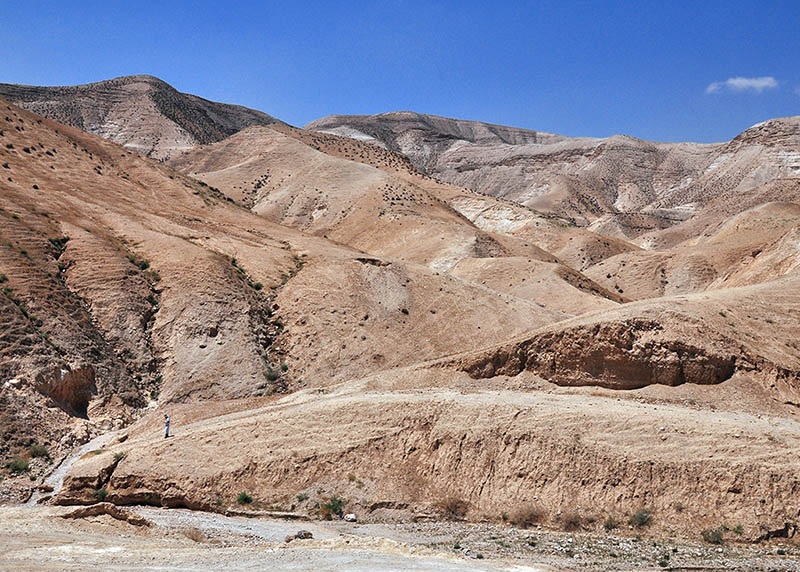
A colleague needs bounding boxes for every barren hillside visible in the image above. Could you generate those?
[2,80,800,551]
[0,75,283,160]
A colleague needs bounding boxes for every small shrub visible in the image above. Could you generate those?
[320,495,346,519]
[629,509,653,528]
[509,503,548,528]
[236,491,253,505]
[251,281,263,290]
[29,444,49,459]
[7,457,29,473]
[733,523,744,535]
[113,452,125,462]
[138,260,150,270]
[701,526,725,545]
[280,363,288,372]
[264,368,279,382]
[560,510,583,532]
[296,492,309,502]
[95,487,108,501]
[0,273,7,283]
[438,497,469,520]
[603,516,620,531]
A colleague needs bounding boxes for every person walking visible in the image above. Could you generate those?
[164,414,170,438]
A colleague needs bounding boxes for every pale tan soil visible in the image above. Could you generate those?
[46,370,800,544]
[2,84,800,561]
[0,75,283,160]
[2,505,797,571]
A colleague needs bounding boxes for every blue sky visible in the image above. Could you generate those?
[1,1,798,142]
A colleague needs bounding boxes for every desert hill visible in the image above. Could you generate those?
[0,75,283,160]
[1,78,800,546]
[308,112,800,246]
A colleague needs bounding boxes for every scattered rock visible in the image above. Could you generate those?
[284,529,313,543]
[61,502,151,527]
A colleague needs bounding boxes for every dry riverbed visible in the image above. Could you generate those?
[1,505,798,571]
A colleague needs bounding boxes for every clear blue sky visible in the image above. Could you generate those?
[1,1,798,142]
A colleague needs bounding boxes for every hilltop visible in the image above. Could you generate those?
[0,75,283,160]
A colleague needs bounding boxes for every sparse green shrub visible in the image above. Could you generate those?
[48,236,70,253]
[264,368,279,382]
[320,495,345,519]
[280,363,288,372]
[251,281,263,290]
[629,509,653,528]
[7,457,29,473]
[138,260,150,270]
[733,523,744,535]
[296,492,309,502]
[29,444,49,459]
[701,526,725,544]
[95,487,108,501]
[0,273,6,283]
[236,491,253,505]
[509,503,548,528]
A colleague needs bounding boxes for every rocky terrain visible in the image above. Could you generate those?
[0,76,799,569]
[0,75,283,160]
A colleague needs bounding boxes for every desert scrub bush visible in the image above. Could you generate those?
[6,457,29,473]
[509,503,548,528]
[296,492,309,502]
[603,516,620,531]
[236,491,253,505]
[29,444,49,459]
[319,495,346,519]
[629,508,653,528]
[560,510,584,532]
[437,497,469,520]
[701,526,725,544]
[95,487,108,501]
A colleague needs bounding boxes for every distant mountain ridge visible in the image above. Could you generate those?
[308,112,800,239]
[0,75,284,159]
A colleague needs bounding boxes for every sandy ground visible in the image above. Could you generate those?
[1,506,550,572]
[2,505,798,572]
